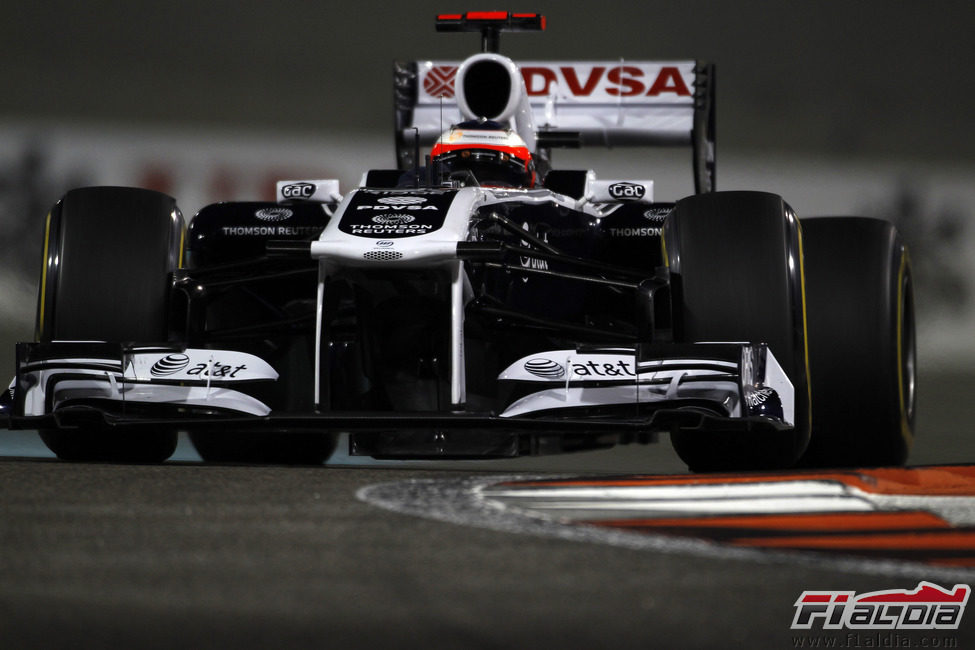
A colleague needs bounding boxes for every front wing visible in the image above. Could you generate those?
[2,340,796,459]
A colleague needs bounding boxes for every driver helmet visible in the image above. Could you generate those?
[431,120,535,188]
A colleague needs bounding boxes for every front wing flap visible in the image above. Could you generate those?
[7,342,278,423]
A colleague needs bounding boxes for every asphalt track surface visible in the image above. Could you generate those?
[2,370,975,649]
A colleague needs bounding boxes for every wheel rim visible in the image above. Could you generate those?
[900,270,917,430]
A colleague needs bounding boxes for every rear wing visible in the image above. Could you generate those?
[394,59,716,192]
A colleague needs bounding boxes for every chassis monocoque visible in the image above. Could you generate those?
[0,13,916,470]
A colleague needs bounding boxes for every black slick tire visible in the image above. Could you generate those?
[36,187,183,463]
[664,191,811,471]
[800,217,915,467]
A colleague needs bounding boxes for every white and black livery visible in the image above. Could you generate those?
[0,12,916,470]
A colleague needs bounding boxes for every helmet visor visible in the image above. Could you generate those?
[435,149,533,187]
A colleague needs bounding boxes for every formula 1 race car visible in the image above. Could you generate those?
[0,12,915,470]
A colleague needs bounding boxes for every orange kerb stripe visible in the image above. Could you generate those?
[589,511,949,532]
[733,530,975,550]
[499,465,975,496]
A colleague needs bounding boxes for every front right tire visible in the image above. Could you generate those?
[36,186,183,463]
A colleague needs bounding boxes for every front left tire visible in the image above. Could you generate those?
[664,191,811,471]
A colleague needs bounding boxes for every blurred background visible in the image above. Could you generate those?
[2,1,973,462]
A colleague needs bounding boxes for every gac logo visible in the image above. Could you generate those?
[282,182,316,199]
[608,182,646,200]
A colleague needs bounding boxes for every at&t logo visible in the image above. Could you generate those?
[150,354,190,376]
